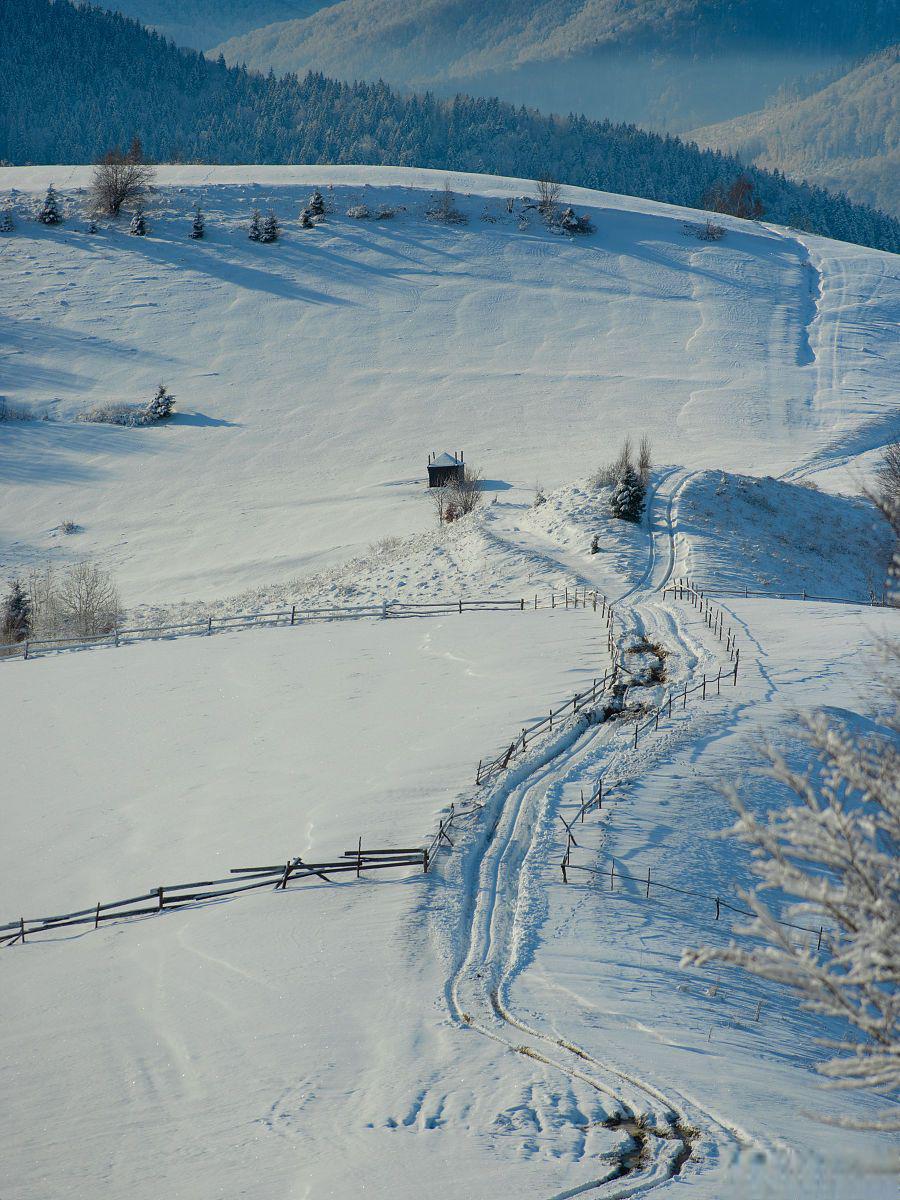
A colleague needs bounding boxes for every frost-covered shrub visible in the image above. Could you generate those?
[81,383,175,426]
[24,560,121,640]
[347,205,370,219]
[553,206,593,235]
[59,520,79,535]
[426,184,467,225]
[0,398,29,421]
[375,205,396,220]
[129,207,147,236]
[0,207,13,232]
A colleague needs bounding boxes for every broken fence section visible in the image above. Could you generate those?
[1,847,427,948]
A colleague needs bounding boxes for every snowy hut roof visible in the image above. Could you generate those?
[429,452,462,468]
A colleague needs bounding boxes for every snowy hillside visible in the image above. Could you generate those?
[2,166,898,1200]
[2,166,898,609]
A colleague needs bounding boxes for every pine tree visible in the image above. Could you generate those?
[1,580,31,643]
[298,209,313,229]
[260,212,279,243]
[146,382,175,420]
[189,206,205,239]
[248,209,262,241]
[129,207,147,236]
[0,208,13,232]
[307,190,325,217]
[609,465,646,523]
[37,184,63,225]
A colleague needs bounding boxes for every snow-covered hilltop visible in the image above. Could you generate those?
[2,166,898,607]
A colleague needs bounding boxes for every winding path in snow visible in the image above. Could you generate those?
[441,471,772,1196]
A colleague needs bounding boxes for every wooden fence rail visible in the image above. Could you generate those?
[0,589,611,663]
[1,847,426,947]
[665,578,894,609]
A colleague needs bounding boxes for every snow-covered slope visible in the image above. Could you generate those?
[2,166,898,1200]
[2,166,898,609]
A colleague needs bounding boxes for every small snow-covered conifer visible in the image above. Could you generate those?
[146,383,175,420]
[0,207,13,232]
[1,579,31,642]
[298,209,313,229]
[129,207,147,236]
[609,465,646,522]
[190,206,204,239]
[37,184,63,225]
[248,209,262,241]
[307,190,325,217]
[260,212,279,243]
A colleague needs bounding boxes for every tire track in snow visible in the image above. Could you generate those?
[440,471,768,1196]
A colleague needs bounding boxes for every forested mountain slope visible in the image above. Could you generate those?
[691,46,900,216]
[212,0,899,131]
[105,0,329,50]
[3,0,899,253]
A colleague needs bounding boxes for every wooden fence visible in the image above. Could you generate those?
[666,577,894,608]
[0,588,606,663]
[0,846,427,947]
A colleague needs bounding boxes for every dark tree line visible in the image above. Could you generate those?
[2,0,899,253]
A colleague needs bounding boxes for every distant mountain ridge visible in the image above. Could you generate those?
[212,0,899,131]
[105,1,330,50]
[691,46,900,216]
[3,0,899,254]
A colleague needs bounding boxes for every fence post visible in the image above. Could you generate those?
[279,861,291,890]
[734,649,740,684]
[357,837,362,878]
[683,685,687,709]
[561,859,568,883]
[610,860,616,891]
[476,759,482,785]
[19,917,25,944]
[23,640,29,661]
[423,847,429,873]
[520,598,524,611]
[534,594,538,610]
[668,692,673,718]
[95,902,101,929]
[114,624,119,647]
[157,886,164,910]
[717,670,721,696]
[702,674,707,700]
[290,605,296,626]
[817,927,823,952]
[597,779,602,811]
[646,867,651,898]
[633,722,638,749]
[207,616,212,636]
[715,896,720,920]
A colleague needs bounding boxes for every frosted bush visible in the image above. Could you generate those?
[347,205,370,219]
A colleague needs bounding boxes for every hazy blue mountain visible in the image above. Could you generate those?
[3,0,899,253]
[691,46,900,216]
[212,0,900,131]
[105,1,330,49]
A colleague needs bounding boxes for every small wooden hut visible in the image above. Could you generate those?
[427,450,465,488]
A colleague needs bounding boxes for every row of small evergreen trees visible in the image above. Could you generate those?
[5,0,900,254]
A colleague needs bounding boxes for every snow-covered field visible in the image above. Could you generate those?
[1,167,898,1198]
[1,166,898,606]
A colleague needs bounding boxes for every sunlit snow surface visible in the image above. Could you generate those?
[1,167,898,1198]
